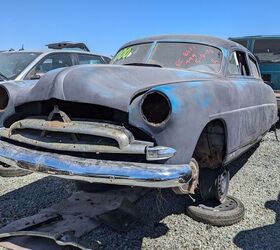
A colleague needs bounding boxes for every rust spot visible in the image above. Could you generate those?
[46,121,69,128]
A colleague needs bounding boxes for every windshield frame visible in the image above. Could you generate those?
[0,52,42,80]
[112,41,224,75]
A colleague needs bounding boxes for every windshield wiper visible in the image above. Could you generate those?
[0,71,8,81]
[124,63,162,68]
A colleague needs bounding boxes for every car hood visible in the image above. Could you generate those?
[13,65,216,112]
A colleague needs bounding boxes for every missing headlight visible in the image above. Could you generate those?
[0,86,9,110]
[141,91,171,126]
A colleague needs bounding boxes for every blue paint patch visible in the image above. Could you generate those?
[176,70,192,78]
[233,80,247,89]
[153,82,210,111]
[194,90,209,108]
[153,85,181,113]
[186,82,210,108]
[176,70,209,79]
[186,82,203,88]
[222,48,229,58]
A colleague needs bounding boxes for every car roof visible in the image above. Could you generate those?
[1,49,108,57]
[120,34,245,51]
[229,35,280,40]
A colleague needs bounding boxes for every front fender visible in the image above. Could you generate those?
[129,81,212,165]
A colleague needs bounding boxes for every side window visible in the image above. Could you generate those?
[249,56,260,78]
[26,53,72,79]
[227,51,250,76]
[77,54,104,65]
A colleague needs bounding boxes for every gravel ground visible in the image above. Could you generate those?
[0,129,279,250]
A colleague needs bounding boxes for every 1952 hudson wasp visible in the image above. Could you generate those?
[0,35,277,206]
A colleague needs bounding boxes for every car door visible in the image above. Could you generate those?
[226,50,264,151]
[247,54,278,134]
[24,53,74,80]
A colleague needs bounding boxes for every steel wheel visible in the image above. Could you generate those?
[199,167,230,204]
[187,195,245,226]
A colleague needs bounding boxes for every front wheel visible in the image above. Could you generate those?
[199,167,230,204]
[187,195,245,226]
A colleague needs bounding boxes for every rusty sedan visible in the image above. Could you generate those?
[0,35,277,204]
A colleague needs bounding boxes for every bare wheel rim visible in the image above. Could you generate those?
[198,196,238,212]
[216,168,230,203]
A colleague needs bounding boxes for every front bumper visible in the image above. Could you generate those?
[0,140,192,188]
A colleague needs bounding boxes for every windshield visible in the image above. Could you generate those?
[253,39,280,63]
[112,43,152,65]
[0,52,41,80]
[112,42,222,73]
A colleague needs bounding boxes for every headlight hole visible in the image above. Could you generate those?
[141,92,171,125]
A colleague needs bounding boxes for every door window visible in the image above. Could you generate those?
[26,53,72,79]
[227,51,250,76]
[77,54,104,64]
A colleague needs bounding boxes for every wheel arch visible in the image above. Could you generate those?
[192,118,228,169]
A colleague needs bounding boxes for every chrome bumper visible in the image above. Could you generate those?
[0,140,192,188]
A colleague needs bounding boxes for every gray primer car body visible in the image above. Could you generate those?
[0,35,277,188]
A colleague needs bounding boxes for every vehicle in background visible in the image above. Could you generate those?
[229,36,280,111]
[0,42,111,82]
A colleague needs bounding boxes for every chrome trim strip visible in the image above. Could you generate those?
[0,140,192,188]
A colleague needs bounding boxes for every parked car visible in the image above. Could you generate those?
[0,35,277,209]
[0,42,110,82]
[229,36,280,111]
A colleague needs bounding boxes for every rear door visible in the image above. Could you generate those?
[247,54,276,133]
